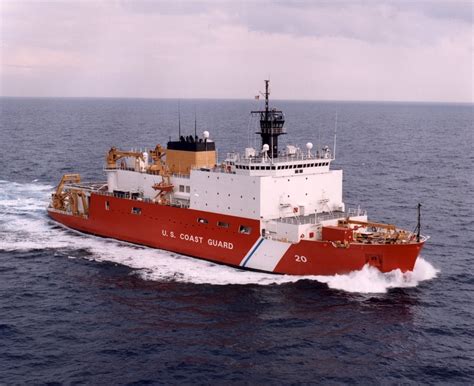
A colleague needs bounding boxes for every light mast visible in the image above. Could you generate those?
[252,80,286,158]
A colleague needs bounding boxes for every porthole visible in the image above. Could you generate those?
[239,225,252,235]
[131,207,142,215]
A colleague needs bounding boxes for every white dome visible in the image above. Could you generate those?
[262,144,270,152]
[203,130,210,139]
[306,142,313,150]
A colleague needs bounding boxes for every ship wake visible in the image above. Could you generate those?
[1,180,438,293]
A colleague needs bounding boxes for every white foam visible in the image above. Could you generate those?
[312,257,438,293]
[0,180,439,293]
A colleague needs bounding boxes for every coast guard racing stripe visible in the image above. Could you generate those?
[239,238,291,272]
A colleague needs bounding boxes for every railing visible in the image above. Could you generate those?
[104,165,191,179]
[228,153,333,166]
[347,207,367,217]
[276,208,367,226]
[92,189,190,208]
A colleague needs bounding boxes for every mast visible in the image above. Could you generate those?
[264,79,269,120]
[178,101,181,139]
[417,203,421,242]
[251,79,286,158]
[333,112,338,160]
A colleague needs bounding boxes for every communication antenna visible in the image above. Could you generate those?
[194,107,197,138]
[333,111,338,160]
[318,125,321,157]
[178,100,181,139]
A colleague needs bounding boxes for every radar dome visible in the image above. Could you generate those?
[306,142,313,150]
[203,131,210,139]
[262,144,270,152]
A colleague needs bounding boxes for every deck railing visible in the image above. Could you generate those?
[276,208,367,226]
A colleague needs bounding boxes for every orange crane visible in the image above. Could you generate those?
[106,147,144,169]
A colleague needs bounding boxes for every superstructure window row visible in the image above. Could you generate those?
[235,162,330,170]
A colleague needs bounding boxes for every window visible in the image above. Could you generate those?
[250,166,255,170]
[105,201,110,210]
[131,207,142,215]
[179,185,185,192]
[271,166,276,170]
[218,221,230,228]
[185,186,190,193]
[239,225,252,234]
[197,217,208,224]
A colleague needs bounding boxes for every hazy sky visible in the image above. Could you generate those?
[1,0,472,102]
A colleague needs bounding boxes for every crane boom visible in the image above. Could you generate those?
[106,147,144,169]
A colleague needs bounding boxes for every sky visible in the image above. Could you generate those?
[1,0,472,102]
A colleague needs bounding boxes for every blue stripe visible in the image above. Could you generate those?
[241,238,264,267]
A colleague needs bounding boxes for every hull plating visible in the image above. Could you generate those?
[48,193,424,275]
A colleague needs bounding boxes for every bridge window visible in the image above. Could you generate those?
[239,225,252,235]
[179,185,185,192]
[131,207,142,215]
[186,186,190,193]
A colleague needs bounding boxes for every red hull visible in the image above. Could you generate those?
[47,193,424,275]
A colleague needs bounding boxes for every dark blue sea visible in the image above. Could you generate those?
[0,97,473,384]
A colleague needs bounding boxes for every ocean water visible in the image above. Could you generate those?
[0,97,472,384]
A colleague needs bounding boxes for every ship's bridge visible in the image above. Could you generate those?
[226,144,333,177]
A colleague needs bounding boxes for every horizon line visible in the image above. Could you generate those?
[0,95,472,105]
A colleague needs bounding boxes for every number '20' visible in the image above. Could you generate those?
[295,255,307,263]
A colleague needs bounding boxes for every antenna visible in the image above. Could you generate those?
[318,125,321,157]
[194,107,197,138]
[264,79,270,120]
[333,111,338,160]
[178,100,181,139]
